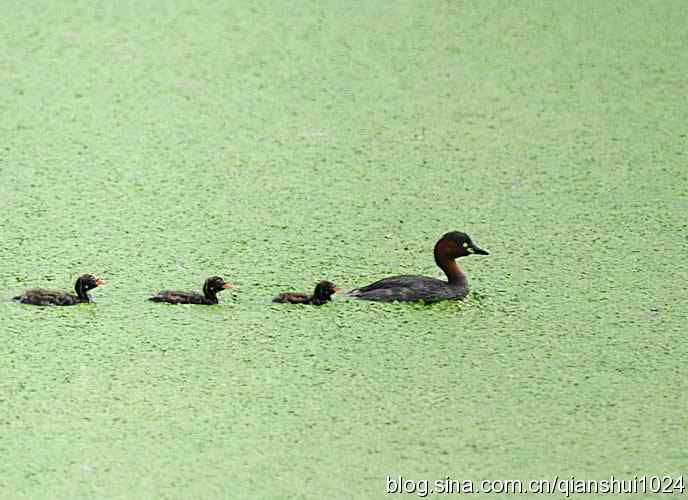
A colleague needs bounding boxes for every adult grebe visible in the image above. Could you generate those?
[348,231,488,303]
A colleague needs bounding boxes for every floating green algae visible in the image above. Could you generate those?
[1,1,686,498]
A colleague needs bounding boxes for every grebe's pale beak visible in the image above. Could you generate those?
[468,242,489,255]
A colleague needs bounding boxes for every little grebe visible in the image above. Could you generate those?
[13,274,106,306]
[348,231,488,303]
[273,280,341,305]
[149,276,234,305]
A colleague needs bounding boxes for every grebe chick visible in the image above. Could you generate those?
[149,276,234,305]
[273,280,340,306]
[13,274,106,306]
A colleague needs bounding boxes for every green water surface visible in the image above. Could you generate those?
[1,1,686,498]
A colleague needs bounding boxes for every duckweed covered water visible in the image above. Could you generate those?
[1,2,686,498]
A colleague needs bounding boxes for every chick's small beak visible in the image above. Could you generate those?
[223,283,235,289]
[95,278,107,285]
[333,287,342,293]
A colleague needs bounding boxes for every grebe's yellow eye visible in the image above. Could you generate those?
[462,242,469,248]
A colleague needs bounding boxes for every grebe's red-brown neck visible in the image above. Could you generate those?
[433,239,467,286]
